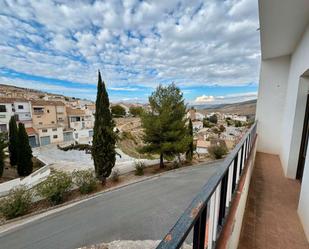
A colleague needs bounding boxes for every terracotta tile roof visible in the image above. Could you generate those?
[66,107,86,116]
[0,97,28,103]
[26,127,37,135]
[31,100,65,106]
[196,140,210,148]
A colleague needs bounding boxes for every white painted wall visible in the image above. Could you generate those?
[256,55,290,154]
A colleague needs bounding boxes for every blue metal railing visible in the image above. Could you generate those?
[156,122,257,249]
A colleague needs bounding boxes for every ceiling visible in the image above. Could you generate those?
[259,0,309,59]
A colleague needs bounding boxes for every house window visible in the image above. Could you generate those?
[37,116,41,118]
[47,110,50,113]
[18,105,24,110]
[0,105,6,112]
[39,122,43,125]
[52,128,57,131]
[53,135,58,139]
[42,129,47,133]
[51,121,55,124]
[71,117,81,122]
[0,114,5,118]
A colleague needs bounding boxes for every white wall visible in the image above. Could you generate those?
[256,55,290,154]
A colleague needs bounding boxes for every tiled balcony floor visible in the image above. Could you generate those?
[238,152,309,249]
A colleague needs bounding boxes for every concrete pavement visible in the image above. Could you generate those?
[0,161,222,249]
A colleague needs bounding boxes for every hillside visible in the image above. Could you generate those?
[198,99,257,118]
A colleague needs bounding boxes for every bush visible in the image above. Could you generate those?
[172,160,181,169]
[111,169,120,182]
[134,161,145,176]
[0,186,32,219]
[73,169,97,194]
[37,171,73,205]
[208,144,228,159]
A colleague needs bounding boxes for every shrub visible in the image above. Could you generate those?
[37,171,73,205]
[134,161,145,176]
[172,160,181,169]
[73,169,97,194]
[208,144,228,159]
[0,186,32,219]
[111,169,120,182]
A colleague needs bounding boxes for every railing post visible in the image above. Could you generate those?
[218,171,228,226]
[193,206,207,249]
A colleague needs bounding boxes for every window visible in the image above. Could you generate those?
[51,121,55,124]
[53,135,58,139]
[39,122,43,125]
[0,105,6,112]
[71,117,81,122]
[0,114,5,118]
[52,128,57,131]
[42,129,47,133]
[18,105,24,110]
[47,110,50,113]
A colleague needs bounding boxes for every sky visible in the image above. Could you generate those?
[0,0,260,105]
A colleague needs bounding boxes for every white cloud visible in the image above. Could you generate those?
[0,0,260,90]
[195,95,216,103]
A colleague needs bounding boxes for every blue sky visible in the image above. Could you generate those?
[0,0,260,104]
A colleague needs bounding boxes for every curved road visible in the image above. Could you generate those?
[0,161,222,249]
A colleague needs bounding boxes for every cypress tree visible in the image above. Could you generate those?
[92,71,117,183]
[141,84,190,168]
[17,123,33,176]
[186,119,194,162]
[9,116,19,166]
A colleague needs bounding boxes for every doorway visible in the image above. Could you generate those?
[297,94,309,181]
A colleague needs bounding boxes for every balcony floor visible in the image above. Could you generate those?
[238,152,309,249]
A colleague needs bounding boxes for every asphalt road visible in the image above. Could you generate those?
[0,161,222,249]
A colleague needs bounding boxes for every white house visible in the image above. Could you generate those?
[256,0,309,240]
[0,98,14,131]
[192,121,203,131]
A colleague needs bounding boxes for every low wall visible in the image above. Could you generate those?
[0,160,50,197]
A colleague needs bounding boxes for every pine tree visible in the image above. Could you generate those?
[17,123,33,176]
[9,116,19,166]
[0,133,6,177]
[141,84,190,168]
[186,119,194,162]
[92,71,117,183]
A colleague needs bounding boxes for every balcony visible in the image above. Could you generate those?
[155,123,309,249]
[238,153,308,249]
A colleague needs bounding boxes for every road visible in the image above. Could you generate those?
[0,161,222,249]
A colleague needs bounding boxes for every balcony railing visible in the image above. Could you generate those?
[156,122,257,249]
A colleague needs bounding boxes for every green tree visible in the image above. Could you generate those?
[129,106,144,117]
[17,123,33,176]
[186,119,194,162]
[92,71,117,183]
[141,84,190,168]
[111,105,126,117]
[209,114,218,124]
[0,132,7,177]
[8,116,19,166]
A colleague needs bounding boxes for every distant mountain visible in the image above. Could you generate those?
[196,99,257,119]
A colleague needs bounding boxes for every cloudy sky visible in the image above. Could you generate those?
[0,0,260,104]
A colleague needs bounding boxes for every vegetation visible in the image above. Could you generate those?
[0,186,32,219]
[208,114,218,124]
[92,71,117,183]
[72,169,97,194]
[17,123,33,176]
[235,120,243,127]
[219,124,226,132]
[8,116,19,166]
[186,119,194,162]
[111,169,120,182]
[203,119,214,128]
[129,106,144,117]
[111,105,126,117]
[134,160,145,175]
[37,171,73,205]
[141,84,190,168]
[0,132,7,177]
[57,143,92,153]
[208,144,228,159]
